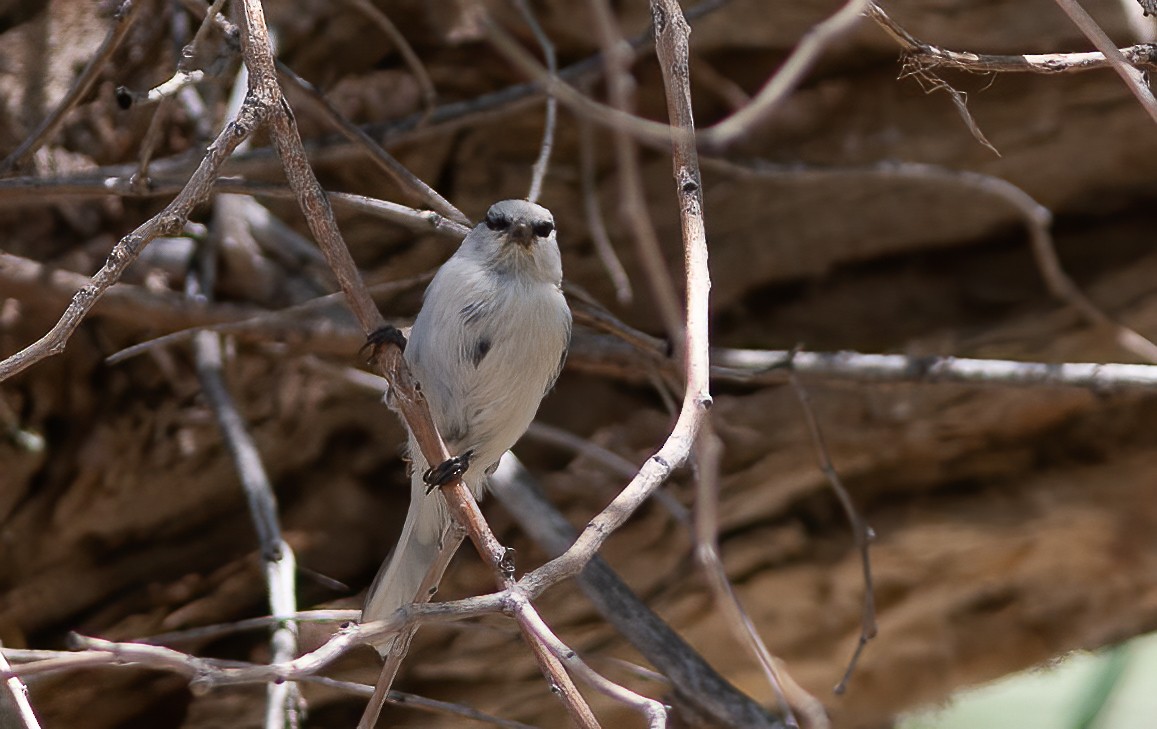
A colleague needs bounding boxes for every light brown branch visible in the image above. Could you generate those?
[492,455,785,728]
[699,0,868,151]
[1052,0,1157,123]
[707,157,1157,363]
[867,2,1157,74]
[0,97,262,382]
[343,0,438,119]
[520,0,714,598]
[693,424,821,729]
[587,0,685,345]
[577,113,633,304]
[788,375,876,695]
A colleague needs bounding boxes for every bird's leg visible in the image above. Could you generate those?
[423,449,473,493]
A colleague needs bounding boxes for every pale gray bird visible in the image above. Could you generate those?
[363,199,572,654]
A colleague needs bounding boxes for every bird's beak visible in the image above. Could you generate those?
[507,221,534,248]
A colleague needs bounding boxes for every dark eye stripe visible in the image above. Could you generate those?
[486,214,510,231]
[532,221,554,237]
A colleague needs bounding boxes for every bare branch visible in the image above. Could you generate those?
[520,0,714,601]
[578,113,633,304]
[788,376,876,696]
[0,642,41,729]
[276,62,469,225]
[713,347,1157,391]
[344,0,438,119]
[867,2,1157,74]
[0,97,263,382]
[492,455,785,729]
[707,157,1157,363]
[1052,0,1157,123]
[693,424,821,729]
[587,0,685,344]
[699,0,869,151]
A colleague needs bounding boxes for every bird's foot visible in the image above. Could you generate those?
[423,450,473,493]
[361,325,407,360]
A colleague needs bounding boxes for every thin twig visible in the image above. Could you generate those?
[0,96,264,382]
[707,157,1157,363]
[190,241,302,728]
[359,525,467,729]
[525,421,690,524]
[1052,0,1157,124]
[510,0,559,203]
[519,0,714,601]
[0,0,144,174]
[276,61,469,225]
[712,347,1157,391]
[138,610,357,647]
[344,0,438,119]
[514,599,668,728]
[104,273,431,364]
[577,111,633,304]
[867,2,1157,74]
[492,455,785,729]
[692,424,817,729]
[586,0,685,344]
[190,2,468,224]
[698,0,869,151]
[788,375,876,695]
[0,642,41,729]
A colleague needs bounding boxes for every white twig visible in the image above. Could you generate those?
[1052,0,1157,124]
[520,0,714,605]
[0,643,41,729]
[492,456,785,728]
[713,347,1157,391]
[693,425,816,729]
[700,0,869,150]
[708,157,1157,363]
[578,112,634,304]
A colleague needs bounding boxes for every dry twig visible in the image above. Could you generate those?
[585,0,684,343]
[789,376,876,695]
[0,642,41,729]
[491,455,784,729]
[1052,0,1157,123]
[519,0,714,602]
[578,112,634,304]
[707,157,1157,363]
[343,0,438,119]
[867,2,1157,74]
[693,424,822,729]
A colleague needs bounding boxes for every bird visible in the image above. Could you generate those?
[362,199,572,655]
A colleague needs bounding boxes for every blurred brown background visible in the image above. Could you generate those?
[3,0,1157,726]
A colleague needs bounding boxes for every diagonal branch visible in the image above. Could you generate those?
[0,97,264,382]
[521,0,714,598]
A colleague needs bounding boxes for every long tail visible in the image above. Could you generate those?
[362,468,448,656]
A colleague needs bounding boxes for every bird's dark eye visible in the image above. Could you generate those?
[532,221,554,237]
[486,213,510,231]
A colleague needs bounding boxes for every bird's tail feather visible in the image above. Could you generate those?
[362,471,448,656]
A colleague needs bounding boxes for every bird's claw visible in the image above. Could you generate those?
[423,450,473,493]
[362,325,407,360]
